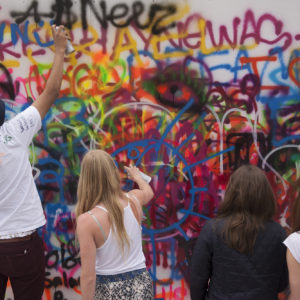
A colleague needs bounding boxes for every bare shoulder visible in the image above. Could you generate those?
[126,190,143,222]
[77,209,109,227]
[90,206,110,220]
[76,212,94,233]
[129,187,153,206]
[128,190,143,205]
[76,213,97,249]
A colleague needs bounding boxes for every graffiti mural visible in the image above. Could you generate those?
[1,0,300,299]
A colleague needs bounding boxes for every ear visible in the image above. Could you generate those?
[0,99,5,126]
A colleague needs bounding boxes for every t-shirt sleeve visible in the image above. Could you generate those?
[6,106,41,147]
[283,232,300,263]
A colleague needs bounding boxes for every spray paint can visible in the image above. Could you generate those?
[55,26,75,55]
[139,171,151,183]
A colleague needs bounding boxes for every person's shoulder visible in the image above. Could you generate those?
[284,232,300,263]
[205,217,225,229]
[77,210,107,238]
[21,105,41,120]
[77,211,102,230]
[12,105,39,117]
[200,218,218,234]
[204,218,216,227]
[128,189,140,201]
[77,212,92,229]
[261,221,287,244]
[6,105,41,132]
[194,219,217,246]
[284,232,300,246]
[127,189,147,208]
[265,220,286,232]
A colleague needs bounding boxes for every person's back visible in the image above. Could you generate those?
[190,165,288,300]
[0,106,45,236]
[0,26,69,300]
[76,151,154,299]
[192,218,287,300]
[94,199,146,275]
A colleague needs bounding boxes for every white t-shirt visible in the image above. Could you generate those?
[0,105,46,236]
[284,232,300,263]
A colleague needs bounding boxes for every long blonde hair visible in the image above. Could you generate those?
[76,150,129,251]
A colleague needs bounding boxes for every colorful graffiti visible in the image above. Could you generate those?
[1,0,300,299]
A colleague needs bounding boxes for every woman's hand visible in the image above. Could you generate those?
[124,165,142,182]
[125,165,154,206]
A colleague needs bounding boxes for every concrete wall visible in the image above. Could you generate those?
[1,0,300,299]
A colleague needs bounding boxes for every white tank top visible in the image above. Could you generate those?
[92,197,146,275]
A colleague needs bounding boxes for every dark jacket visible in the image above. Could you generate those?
[190,219,288,300]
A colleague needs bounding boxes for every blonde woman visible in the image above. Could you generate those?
[76,150,154,300]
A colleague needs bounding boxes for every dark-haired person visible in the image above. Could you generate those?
[283,180,300,300]
[190,164,288,300]
[0,26,69,300]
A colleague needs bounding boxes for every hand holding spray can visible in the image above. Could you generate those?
[55,26,75,55]
[139,170,151,183]
[124,165,151,184]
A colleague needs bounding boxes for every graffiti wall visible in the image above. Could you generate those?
[1,0,300,299]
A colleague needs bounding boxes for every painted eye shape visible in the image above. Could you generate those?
[143,67,207,112]
[156,82,193,106]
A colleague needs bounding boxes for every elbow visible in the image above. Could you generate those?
[81,272,96,288]
[145,188,154,204]
[149,188,154,200]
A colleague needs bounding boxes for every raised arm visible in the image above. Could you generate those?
[125,166,154,206]
[32,25,68,119]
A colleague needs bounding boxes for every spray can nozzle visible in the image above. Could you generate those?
[55,26,75,55]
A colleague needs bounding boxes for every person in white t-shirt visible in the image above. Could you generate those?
[284,185,300,300]
[0,25,69,300]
